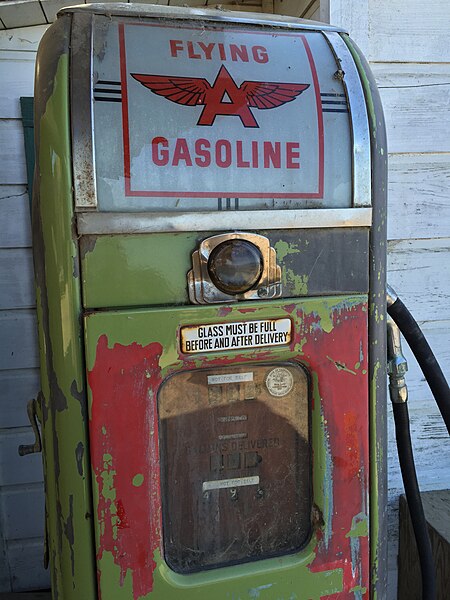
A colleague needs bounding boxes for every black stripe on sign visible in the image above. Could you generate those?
[94,97,123,103]
[96,80,121,86]
[94,88,122,94]
[322,100,347,105]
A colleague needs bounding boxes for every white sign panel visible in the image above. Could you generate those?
[92,18,352,211]
[180,318,292,353]
[120,24,321,198]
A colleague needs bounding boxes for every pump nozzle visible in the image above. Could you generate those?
[387,317,408,404]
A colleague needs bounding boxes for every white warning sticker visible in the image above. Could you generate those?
[181,318,292,353]
[207,372,253,385]
[202,475,260,492]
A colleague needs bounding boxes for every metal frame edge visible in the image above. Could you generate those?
[342,34,388,600]
[322,31,372,209]
[77,207,372,235]
[71,11,97,209]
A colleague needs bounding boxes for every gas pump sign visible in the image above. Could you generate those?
[93,20,352,210]
[32,5,387,600]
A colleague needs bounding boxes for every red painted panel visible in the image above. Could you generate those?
[88,337,163,599]
[296,304,370,598]
[88,301,369,598]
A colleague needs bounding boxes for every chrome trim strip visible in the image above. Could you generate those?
[59,4,347,33]
[322,32,371,208]
[71,12,97,209]
[77,208,372,234]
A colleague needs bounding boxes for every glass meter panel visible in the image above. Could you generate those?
[158,362,311,573]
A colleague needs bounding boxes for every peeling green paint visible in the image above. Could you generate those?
[346,513,369,538]
[98,551,134,599]
[84,296,365,373]
[132,474,144,487]
[33,28,96,598]
[82,233,198,308]
[96,544,344,600]
[274,240,301,262]
[295,336,308,355]
[283,268,309,296]
[101,454,116,502]
[149,549,343,600]
[350,585,367,594]
[369,359,382,586]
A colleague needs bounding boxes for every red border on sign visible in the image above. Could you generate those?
[118,23,324,199]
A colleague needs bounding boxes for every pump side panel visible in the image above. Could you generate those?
[342,36,388,600]
[85,296,370,600]
[32,14,97,600]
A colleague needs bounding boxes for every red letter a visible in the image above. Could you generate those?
[198,65,258,128]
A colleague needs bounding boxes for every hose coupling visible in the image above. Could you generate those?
[387,316,408,404]
[386,283,398,309]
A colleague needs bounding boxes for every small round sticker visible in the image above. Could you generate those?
[265,367,294,397]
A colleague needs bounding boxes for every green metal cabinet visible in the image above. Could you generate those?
[31,5,387,599]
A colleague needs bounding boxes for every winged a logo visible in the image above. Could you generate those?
[131,65,309,128]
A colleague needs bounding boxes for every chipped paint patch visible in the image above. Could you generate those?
[75,442,84,477]
[248,582,274,598]
[274,240,301,261]
[283,267,309,295]
[132,474,144,487]
[346,513,369,539]
[326,355,357,375]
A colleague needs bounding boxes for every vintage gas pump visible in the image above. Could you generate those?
[30,4,387,599]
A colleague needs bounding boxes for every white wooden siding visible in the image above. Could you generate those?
[375,64,450,154]
[387,154,450,241]
[369,0,450,63]
[0,24,48,593]
[325,1,450,598]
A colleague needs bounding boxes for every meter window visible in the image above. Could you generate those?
[158,362,311,573]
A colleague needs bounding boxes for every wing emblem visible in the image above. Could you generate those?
[131,65,309,128]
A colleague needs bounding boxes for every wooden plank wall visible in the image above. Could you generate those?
[325,1,450,598]
[0,24,50,592]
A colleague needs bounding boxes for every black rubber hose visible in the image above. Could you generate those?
[393,402,436,600]
[388,297,450,436]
